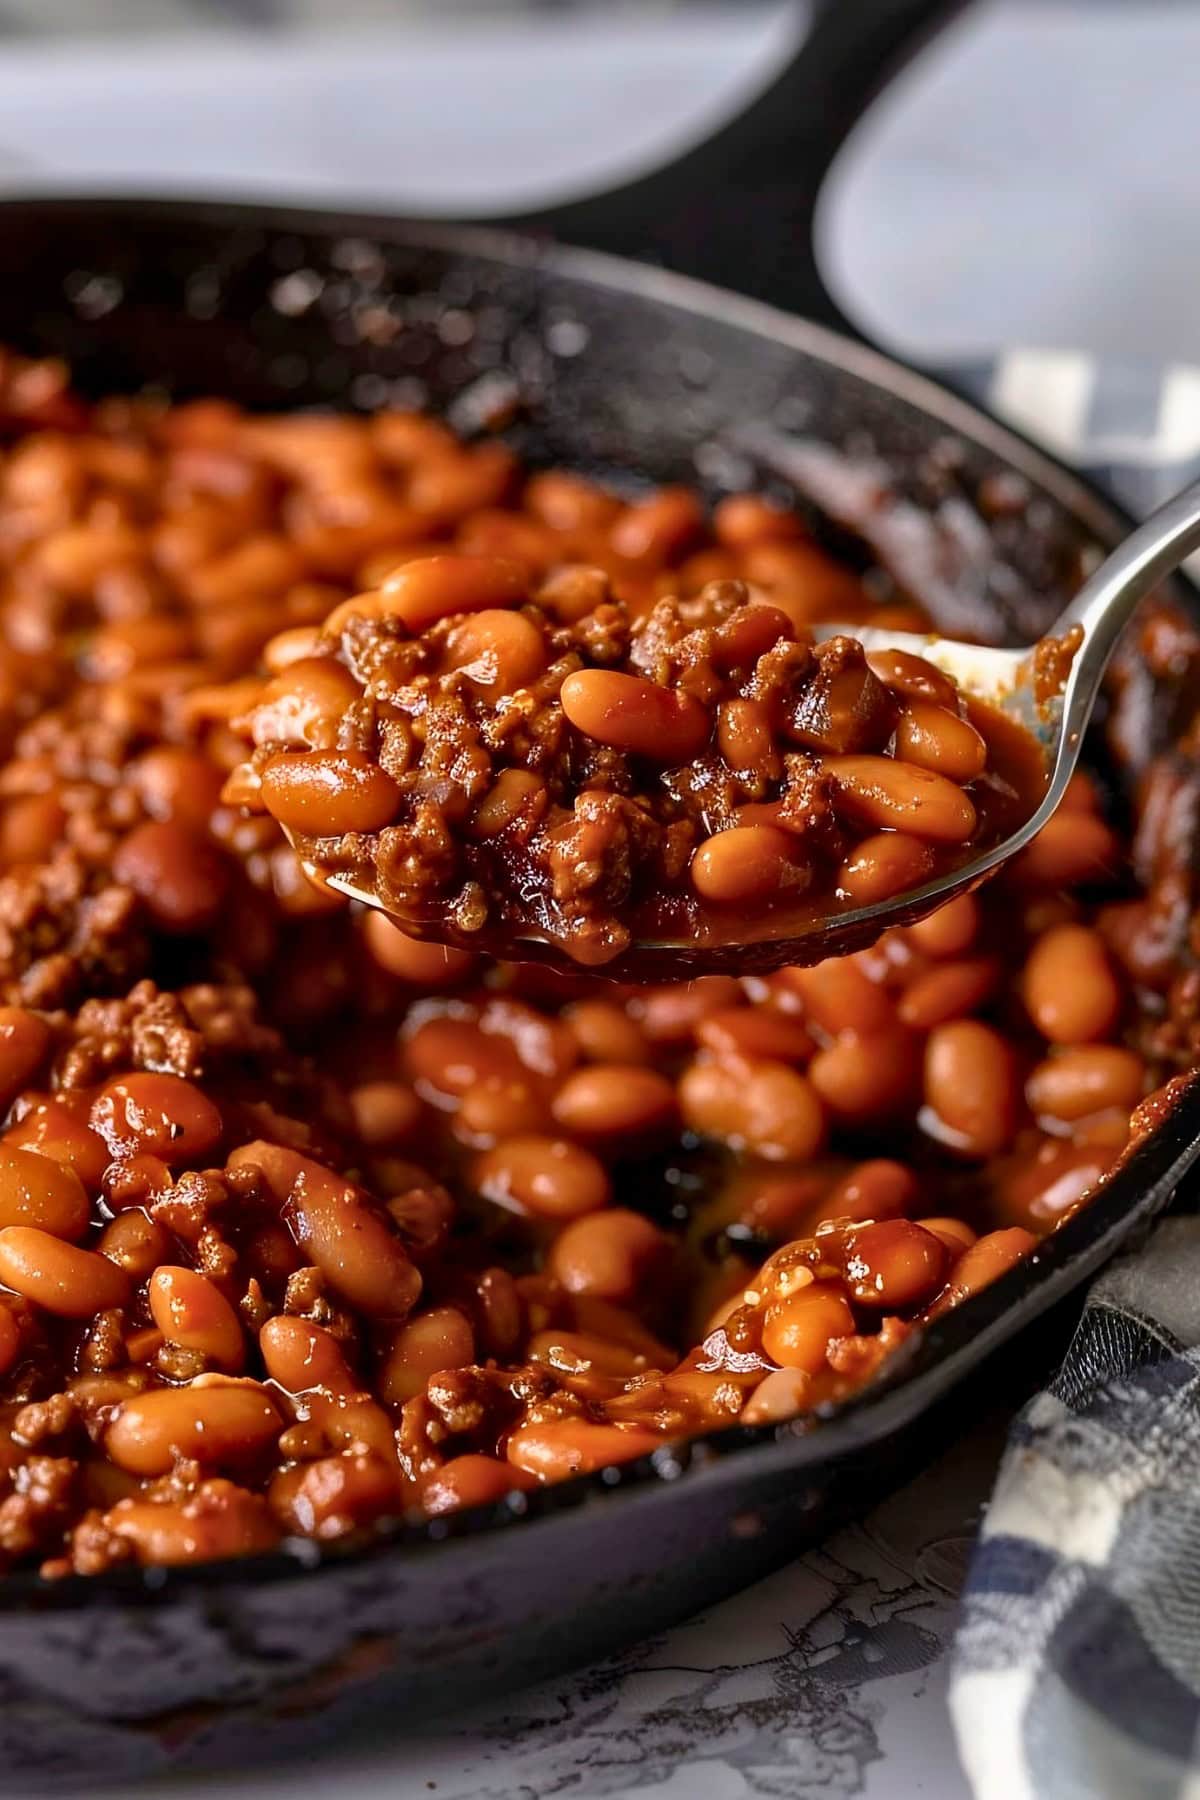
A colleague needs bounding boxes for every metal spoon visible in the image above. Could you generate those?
[304,475,1200,978]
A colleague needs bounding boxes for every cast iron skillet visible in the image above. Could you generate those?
[0,2,1196,1785]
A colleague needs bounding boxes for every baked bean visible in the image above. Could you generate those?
[229,1142,422,1319]
[1022,924,1121,1044]
[690,825,804,904]
[107,1381,282,1476]
[563,999,650,1065]
[91,1072,223,1164]
[113,819,229,933]
[547,1209,668,1300]
[472,1135,611,1220]
[905,894,981,959]
[259,1315,357,1397]
[897,956,1001,1029]
[0,1227,130,1317]
[1014,810,1122,889]
[923,1020,1020,1155]
[837,1220,948,1308]
[808,1026,918,1123]
[468,768,546,839]
[760,1282,855,1371]
[713,493,804,548]
[827,755,976,843]
[269,1451,403,1538]
[377,554,525,629]
[679,1058,826,1161]
[1026,1045,1145,1123]
[443,609,547,697]
[865,648,959,707]
[551,1065,676,1145]
[251,657,363,749]
[5,1097,109,1191]
[379,1306,476,1405]
[404,1015,519,1099]
[560,669,710,762]
[895,702,987,781]
[106,1481,280,1565]
[610,487,703,564]
[362,912,475,984]
[148,1267,245,1371]
[421,1454,537,1517]
[130,746,226,830]
[695,1006,814,1064]
[453,1075,549,1146]
[717,697,776,772]
[0,1145,89,1240]
[740,1365,812,1425]
[0,793,67,868]
[918,1216,976,1255]
[262,624,322,673]
[350,1080,423,1150]
[261,749,402,837]
[839,832,936,906]
[96,1210,173,1280]
[630,978,743,1045]
[783,958,894,1038]
[506,1418,662,1481]
[822,1159,918,1225]
[926,1227,1038,1317]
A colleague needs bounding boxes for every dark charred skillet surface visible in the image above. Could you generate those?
[0,200,1194,1784]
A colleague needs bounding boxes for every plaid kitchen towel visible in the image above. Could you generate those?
[948,350,1200,1800]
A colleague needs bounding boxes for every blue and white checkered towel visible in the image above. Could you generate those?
[948,352,1200,1800]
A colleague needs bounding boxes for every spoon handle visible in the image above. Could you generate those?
[1054,473,1200,726]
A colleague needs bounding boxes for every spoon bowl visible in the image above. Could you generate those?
[296,474,1200,978]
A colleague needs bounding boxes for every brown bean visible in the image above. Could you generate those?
[839,832,936,906]
[897,956,1001,1029]
[0,1144,89,1239]
[822,1159,918,1225]
[148,1267,245,1371]
[1026,1045,1145,1122]
[377,553,526,628]
[629,977,743,1045]
[403,1015,520,1098]
[827,755,977,842]
[269,1451,403,1538]
[895,702,987,781]
[258,1315,356,1396]
[760,1282,855,1371]
[91,1072,223,1164]
[421,1453,537,1517]
[905,894,981,958]
[506,1418,661,1480]
[679,1058,827,1161]
[106,1382,281,1476]
[609,488,704,564]
[361,912,475,985]
[551,1064,676,1145]
[250,656,363,749]
[350,1080,423,1150]
[808,1026,918,1123]
[1013,811,1122,889]
[112,819,229,933]
[96,1209,174,1280]
[547,1209,669,1299]
[713,493,803,548]
[740,1366,812,1425]
[690,825,805,904]
[1022,924,1122,1043]
[0,1009,50,1112]
[918,1216,976,1255]
[867,648,959,707]
[837,1219,948,1308]
[782,958,894,1038]
[5,1097,109,1191]
[229,1142,422,1318]
[129,746,226,831]
[923,1020,1020,1155]
[717,697,776,772]
[472,1135,611,1220]
[379,1306,476,1405]
[695,1006,815,1064]
[560,669,710,762]
[562,999,650,1065]
[443,609,547,697]
[261,749,401,837]
[926,1227,1037,1317]
[106,1481,280,1565]
[0,1226,130,1317]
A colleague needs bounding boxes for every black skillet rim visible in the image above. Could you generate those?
[0,199,1194,1608]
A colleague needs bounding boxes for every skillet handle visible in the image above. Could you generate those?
[494,0,967,332]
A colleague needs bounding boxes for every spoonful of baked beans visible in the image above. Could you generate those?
[231,474,1200,979]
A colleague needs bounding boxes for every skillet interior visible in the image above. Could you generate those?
[0,200,1195,1785]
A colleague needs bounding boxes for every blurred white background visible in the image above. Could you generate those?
[0,1,1192,364]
